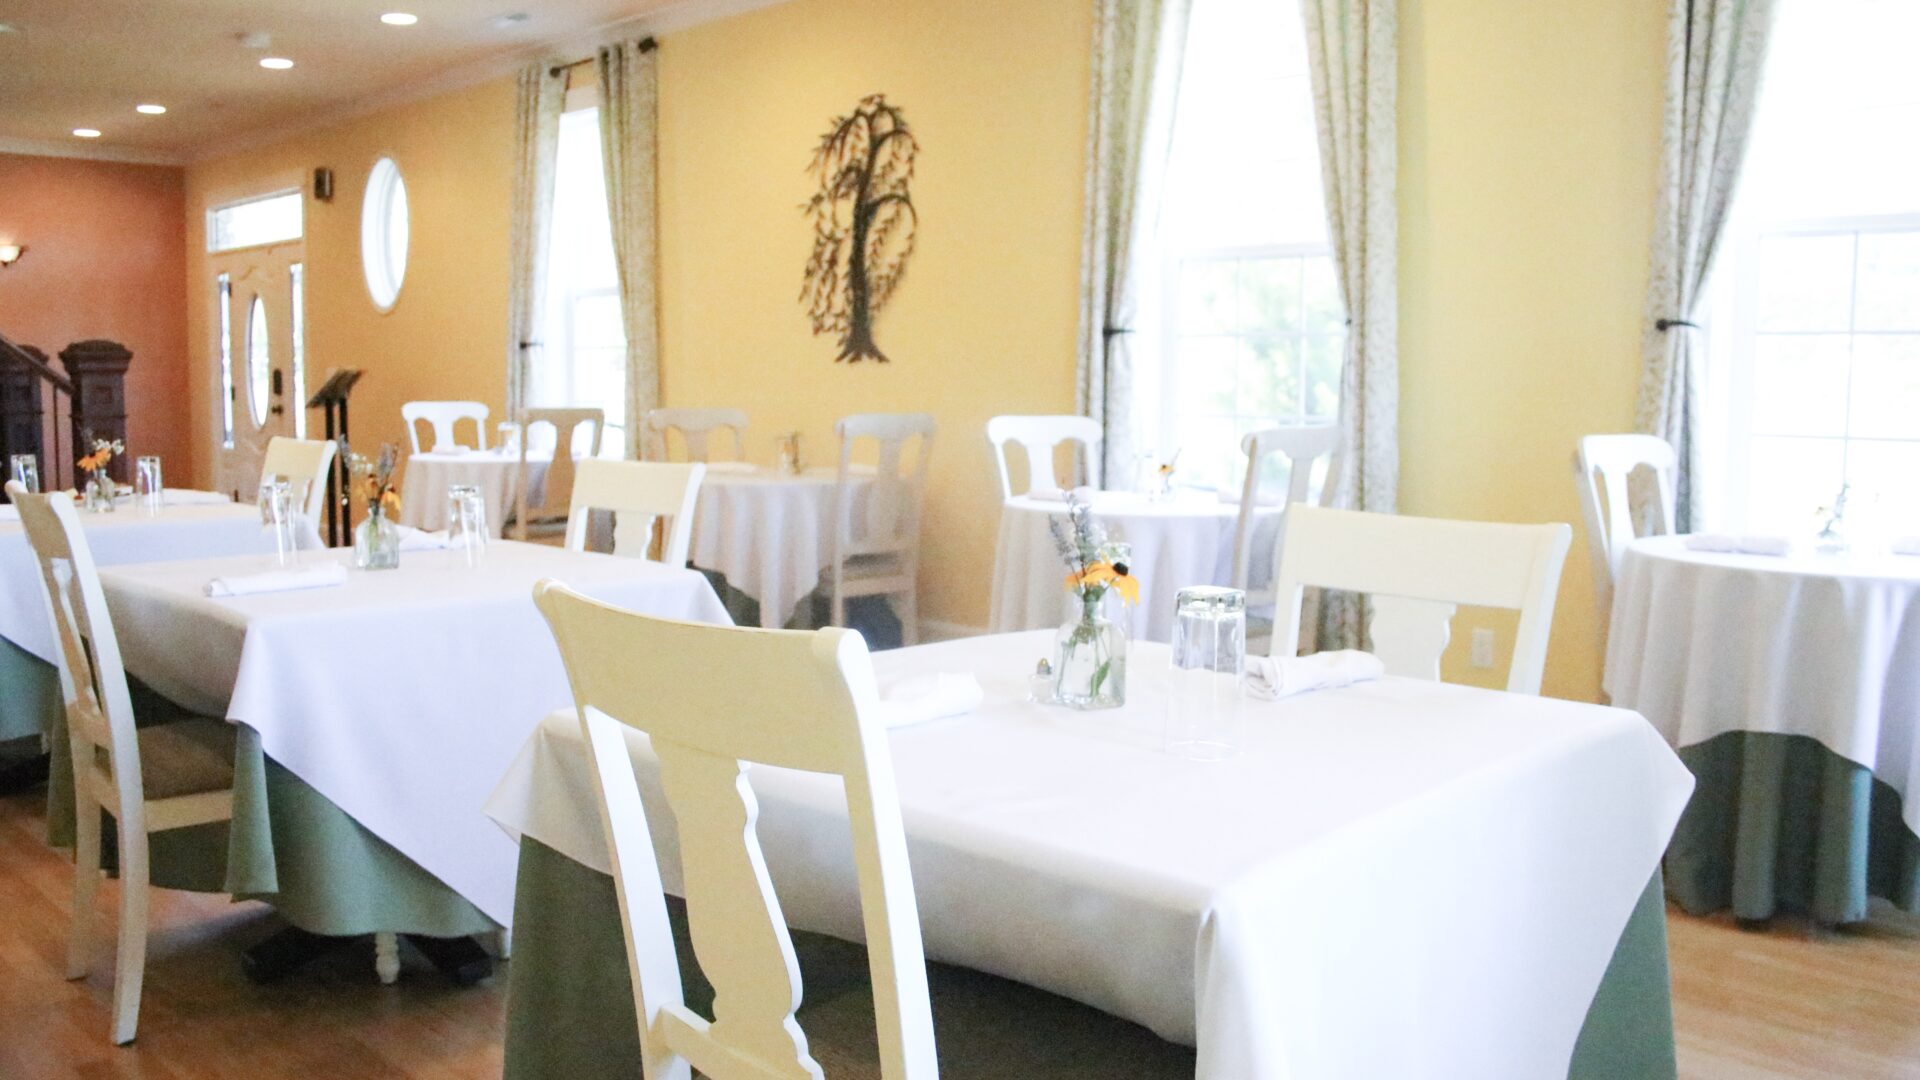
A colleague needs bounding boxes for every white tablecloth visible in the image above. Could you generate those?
[488,631,1691,1080]
[400,450,552,536]
[0,497,320,664]
[1604,534,1920,834]
[98,542,730,924]
[688,466,874,629]
[989,491,1280,642]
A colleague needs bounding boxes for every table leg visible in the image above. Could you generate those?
[374,931,401,984]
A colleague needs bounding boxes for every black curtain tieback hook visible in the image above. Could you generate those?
[1655,318,1700,331]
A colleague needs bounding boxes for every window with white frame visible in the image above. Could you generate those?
[1703,0,1920,537]
[1141,0,1339,493]
[207,191,301,253]
[536,104,627,452]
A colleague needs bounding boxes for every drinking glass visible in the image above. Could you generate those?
[8,454,40,495]
[135,456,164,513]
[1166,586,1246,761]
[447,484,489,568]
[260,478,299,567]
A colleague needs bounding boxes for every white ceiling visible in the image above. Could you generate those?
[0,0,767,164]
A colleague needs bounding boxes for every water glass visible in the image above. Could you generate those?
[135,456,164,513]
[1166,586,1246,761]
[447,484,489,567]
[8,454,39,495]
[259,478,299,567]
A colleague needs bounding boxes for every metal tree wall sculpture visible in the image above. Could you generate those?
[802,94,918,363]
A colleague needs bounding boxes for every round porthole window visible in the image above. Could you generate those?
[360,156,409,311]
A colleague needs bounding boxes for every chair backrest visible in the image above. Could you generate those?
[6,483,147,834]
[534,580,937,1080]
[260,436,338,523]
[643,408,749,464]
[834,413,937,564]
[1231,424,1340,592]
[985,415,1101,499]
[1270,505,1573,696]
[518,407,606,527]
[402,400,491,454]
[1574,434,1677,613]
[566,460,707,566]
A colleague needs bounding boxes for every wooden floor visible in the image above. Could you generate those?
[2,784,1916,1080]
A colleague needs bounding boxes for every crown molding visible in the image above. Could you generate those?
[0,136,186,168]
[186,0,793,166]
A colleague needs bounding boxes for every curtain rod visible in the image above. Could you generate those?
[551,36,656,77]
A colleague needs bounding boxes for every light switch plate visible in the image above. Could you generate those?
[1470,628,1496,669]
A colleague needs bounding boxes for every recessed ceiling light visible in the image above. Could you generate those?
[260,56,294,70]
[73,128,102,138]
[380,12,418,26]
[0,21,18,34]
[135,103,167,115]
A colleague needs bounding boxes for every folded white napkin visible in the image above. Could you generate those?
[876,672,985,729]
[1685,533,1793,556]
[1027,485,1098,504]
[1892,537,1920,557]
[395,524,453,551]
[205,561,348,598]
[1246,650,1385,701]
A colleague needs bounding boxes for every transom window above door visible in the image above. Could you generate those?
[207,190,301,253]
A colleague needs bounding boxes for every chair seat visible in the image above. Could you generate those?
[133,717,237,800]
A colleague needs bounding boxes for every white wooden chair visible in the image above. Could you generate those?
[831,413,936,646]
[533,580,938,1080]
[515,407,605,542]
[402,400,491,454]
[260,435,337,525]
[1269,505,1573,696]
[643,408,749,464]
[8,482,237,1046]
[985,415,1101,499]
[1574,434,1677,617]
[566,460,706,566]
[1230,423,1341,599]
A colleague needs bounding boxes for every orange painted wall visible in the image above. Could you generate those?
[0,153,193,472]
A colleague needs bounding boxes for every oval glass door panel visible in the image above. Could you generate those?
[247,294,271,426]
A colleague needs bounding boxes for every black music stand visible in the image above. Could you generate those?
[306,369,363,547]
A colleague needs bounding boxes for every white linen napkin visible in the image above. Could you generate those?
[1892,537,1920,556]
[395,524,453,551]
[1246,650,1385,701]
[875,672,985,729]
[205,561,348,598]
[1685,533,1793,556]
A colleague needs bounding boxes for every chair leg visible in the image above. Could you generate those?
[831,574,847,630]
[110,821,150,1046]
[899,588,919,646]
[67,792,101,981]
[374,931,401,984]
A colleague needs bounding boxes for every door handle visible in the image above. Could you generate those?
[271,369,285,396]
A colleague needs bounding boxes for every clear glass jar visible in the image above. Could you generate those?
[84,468,115,513]
[355,508,402,570]
[1053,591,1128,709]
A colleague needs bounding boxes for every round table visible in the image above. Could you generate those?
[988,490,1280,643]
[1604,534,1920,922]
[400,449,551,536]
[689,465,875,630]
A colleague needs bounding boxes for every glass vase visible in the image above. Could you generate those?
[355,509,402,570]
[85,469,116,513]
[1053,594,1128,709]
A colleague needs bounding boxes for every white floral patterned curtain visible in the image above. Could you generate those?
[1637,0,1778,530]
[598,38,662,460]
[1301,0,1398,649]
[1077,0,1192,487]
[507,63,566,417]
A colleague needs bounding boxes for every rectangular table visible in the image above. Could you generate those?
[488,631,1694,1080]
[97,541,730,924]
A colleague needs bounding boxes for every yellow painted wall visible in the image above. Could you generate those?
[184,77,516,487]
[656,0,1093,631]
[1398,0,1666,699]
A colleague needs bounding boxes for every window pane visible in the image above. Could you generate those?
[1178,260,1237,335]
[1240,336,1301,419]
[1854,231,1920,332]
[1301,256,1343,336]
[1844,439,1920,536]
[1239,259,1300,335]
[1173,335,1238,415]
[1304,334,1344,419]
[209,192,302,252]
[537,107,626,423]
[1846,334,1920,440]
[217,274,235,448]
[1756,233,1855,333]
[1749,334,1850,437]
[290,264,307,437]
[246,296,270,427]
[1743,435,1845,536]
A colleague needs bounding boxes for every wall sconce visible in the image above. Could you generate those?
[0,244,23,268]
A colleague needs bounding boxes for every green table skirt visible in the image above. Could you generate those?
[1,635,61,749]
[1667,730,1920,925]
[36,661,494,939]
[503,838,1678,1080]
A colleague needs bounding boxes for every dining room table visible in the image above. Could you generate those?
[488,630,1694,1080]
[399,447,552,537]
[989,489,1282,643]
[687,462,876,629]
[1604,534,1920,925]
[0,490,319,749]
[47,540,731,948]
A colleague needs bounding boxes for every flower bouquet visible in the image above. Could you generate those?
[352,441,404,570]
[1047,494,1139,709]
[77,437,125,513]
